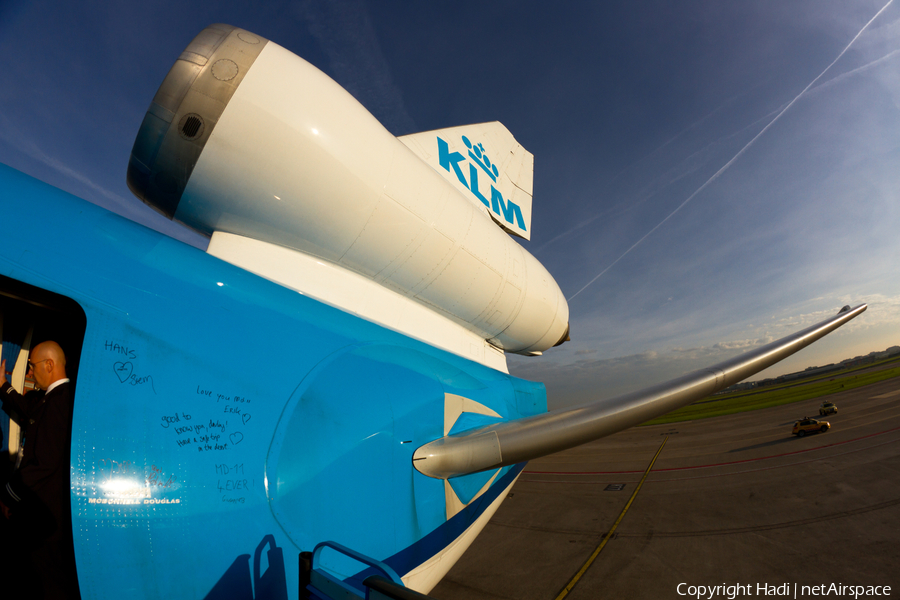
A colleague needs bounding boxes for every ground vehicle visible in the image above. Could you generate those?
[793,417,830,436]
[819,401,838,416]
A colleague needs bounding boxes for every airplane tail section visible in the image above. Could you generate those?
[125,25,569,363]
[413,304,868,479]
[398,122,534,240]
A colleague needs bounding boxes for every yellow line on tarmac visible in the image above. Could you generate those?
[554,436,669,600]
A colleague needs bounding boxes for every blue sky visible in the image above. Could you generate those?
[2,1,898,408]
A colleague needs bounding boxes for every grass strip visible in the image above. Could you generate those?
[641,364,900,426]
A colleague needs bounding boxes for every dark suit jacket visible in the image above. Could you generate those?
[0,380,72,530]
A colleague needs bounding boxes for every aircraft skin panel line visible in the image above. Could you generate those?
[413,304,867,479]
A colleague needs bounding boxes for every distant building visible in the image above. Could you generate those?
[731,343,900,390]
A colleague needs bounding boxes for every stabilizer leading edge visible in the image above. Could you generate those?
[414,304,867,479]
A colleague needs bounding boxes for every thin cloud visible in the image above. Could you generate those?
[567,0,896,302]
[809,48,900,94]
[0,114,137,215]
[292,0,416,134]
[0,114,207,247]
[712,337,774,351]
[535,93,772,255]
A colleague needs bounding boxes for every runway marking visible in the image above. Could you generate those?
[554,436,668,600]
[871,389,900,399]
[524,425,900,476]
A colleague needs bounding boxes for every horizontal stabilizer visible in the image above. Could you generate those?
[413,304,867,479]
[399,122,533,240]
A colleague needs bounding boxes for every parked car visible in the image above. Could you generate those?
[819,401,838,416]
[793,417,830,437]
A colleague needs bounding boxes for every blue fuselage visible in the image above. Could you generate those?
[0,163,545,598]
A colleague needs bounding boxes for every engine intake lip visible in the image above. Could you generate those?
[126,24,268,221]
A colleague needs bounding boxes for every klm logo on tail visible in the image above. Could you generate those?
[437,136,526,232]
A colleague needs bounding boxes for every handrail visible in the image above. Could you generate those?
[311,541,404,586]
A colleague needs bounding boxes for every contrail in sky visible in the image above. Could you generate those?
[568,0,895,302]
[536,92,753,255]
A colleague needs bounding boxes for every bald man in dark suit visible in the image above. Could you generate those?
[1,341,78,598]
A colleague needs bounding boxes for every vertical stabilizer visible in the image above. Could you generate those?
[399,122,533,240]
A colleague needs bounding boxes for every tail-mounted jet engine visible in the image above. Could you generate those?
[128,24,569,360]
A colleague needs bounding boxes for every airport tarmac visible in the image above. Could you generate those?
[432,373,900,599]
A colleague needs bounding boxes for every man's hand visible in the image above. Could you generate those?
[0,358,7,386]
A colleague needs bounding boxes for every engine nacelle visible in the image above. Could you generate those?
[128,24,568,355]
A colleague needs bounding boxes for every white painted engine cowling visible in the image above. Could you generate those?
[128,24,569,355]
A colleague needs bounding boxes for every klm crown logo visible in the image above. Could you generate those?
[437,135,526,232]
[462,136,499,182]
